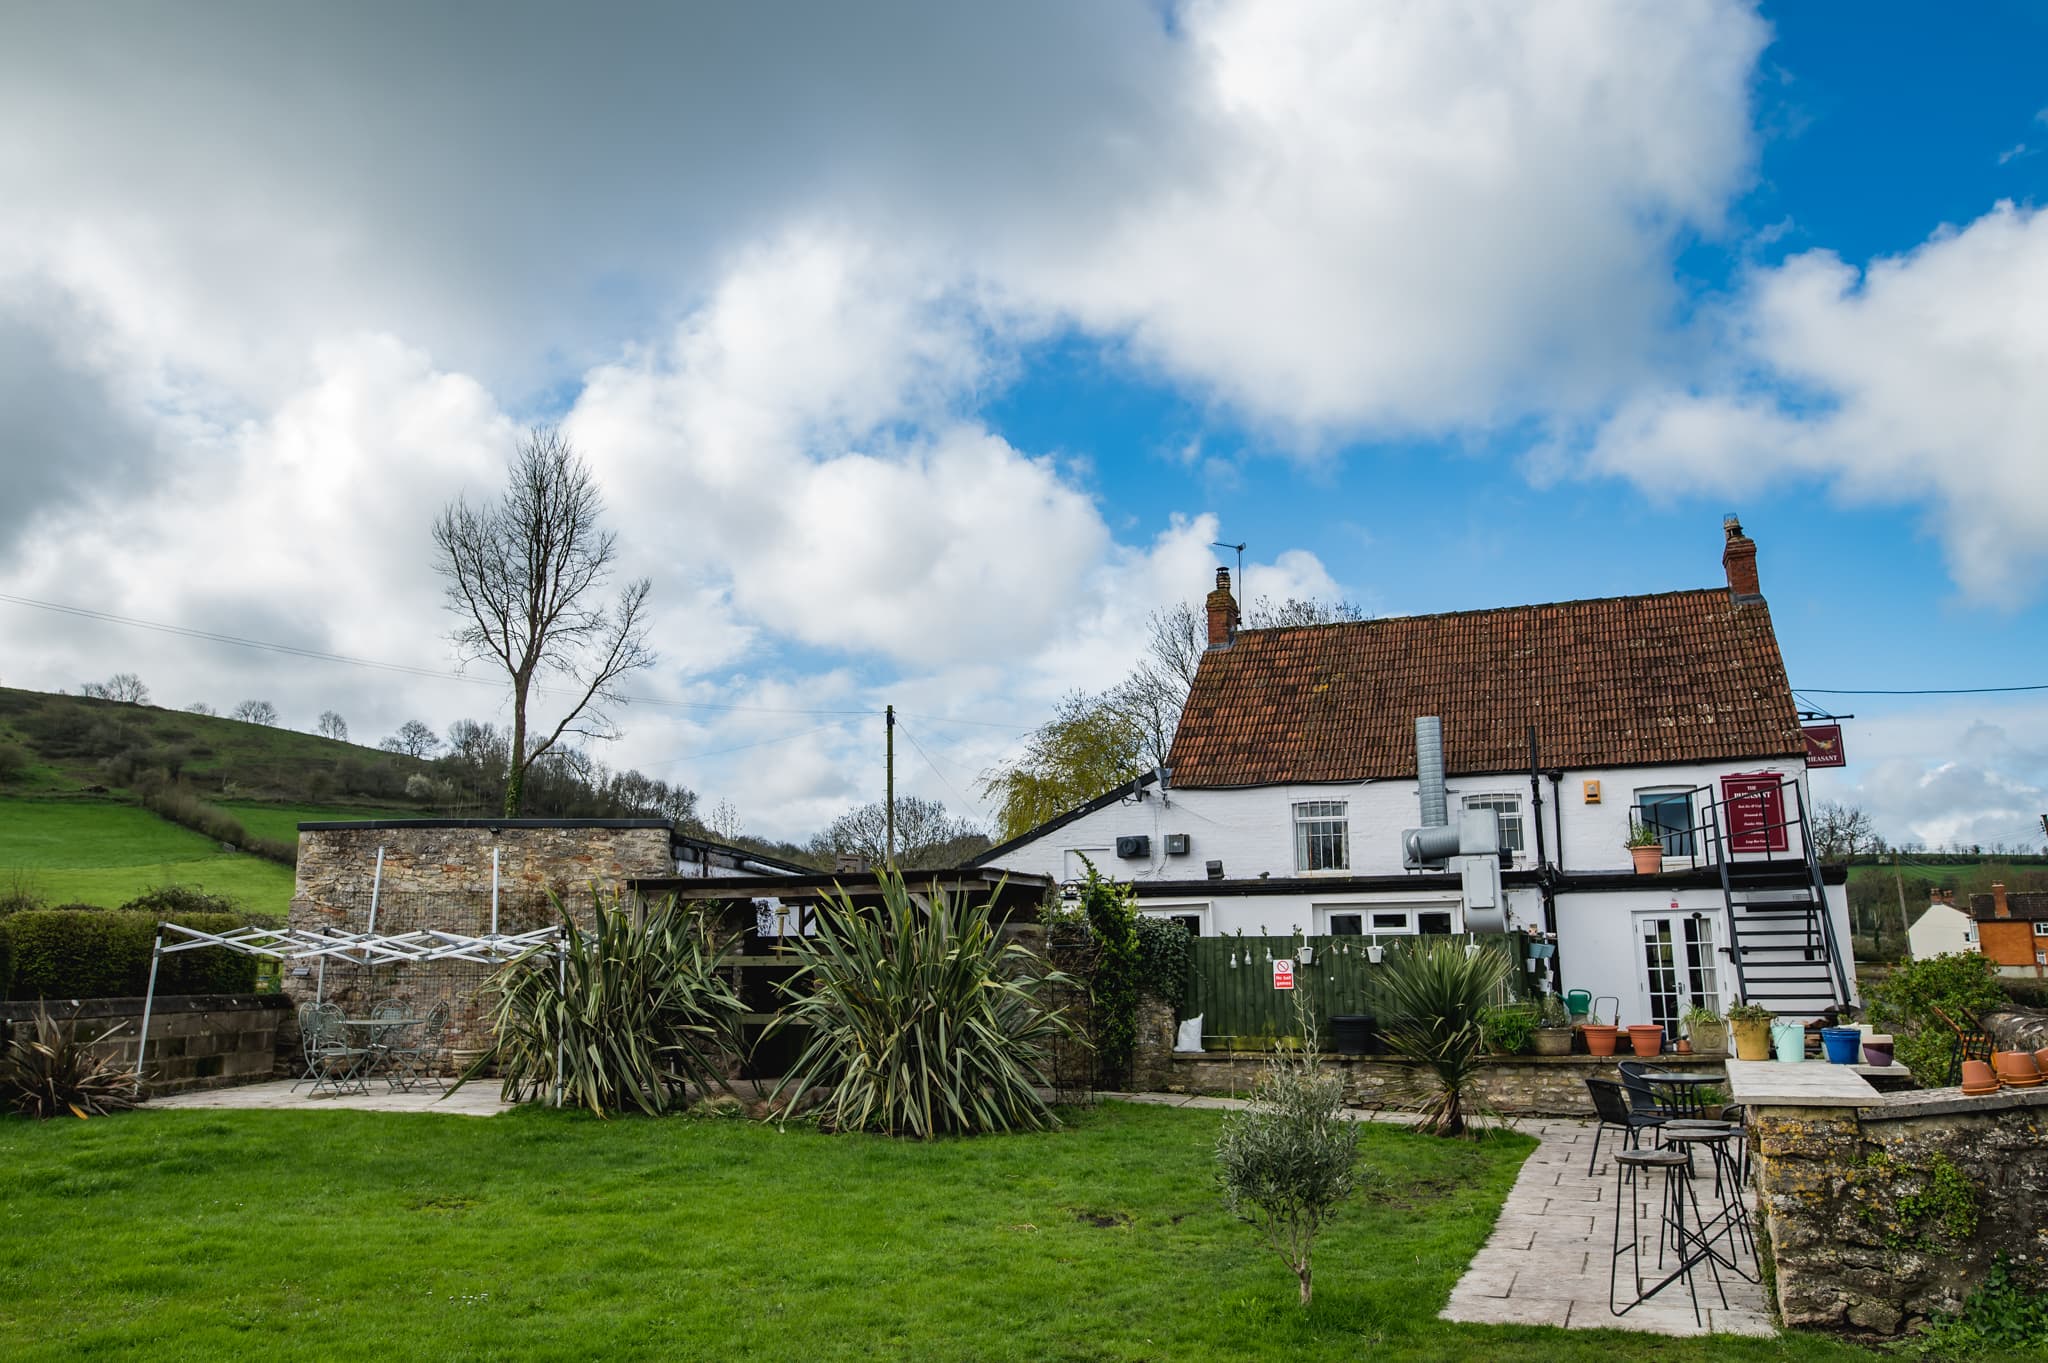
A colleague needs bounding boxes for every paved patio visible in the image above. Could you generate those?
[148,1078,515,1117]
[1441,1117,1773,1336]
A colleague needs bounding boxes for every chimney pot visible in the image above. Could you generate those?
[1205,567,1239,649]
[1993,882,2010,918]
[1723,515,1762,601]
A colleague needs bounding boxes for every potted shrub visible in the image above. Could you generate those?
[1481,1006,1535,1057]
[1626,824,1664,874]
[1626,1022,1666,1058]
[1683,1004,1727,1058]
[1530,994,1575,1056]
[1727,1003,1772,1061]
[1581,1010,1620,1057]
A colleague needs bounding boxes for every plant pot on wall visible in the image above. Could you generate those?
[1688,1020,1728,1058]
[1728,1012,1773,1062]
[1531,1027,1574,1057]
[1582,1024,1620,1057]
[1626,1024,1665,1058]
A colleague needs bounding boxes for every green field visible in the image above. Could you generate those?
[0,1101,1903,1363]
[0,796,295,912]
[213,800,417,846]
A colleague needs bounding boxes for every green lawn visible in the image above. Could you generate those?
[0,796,295,912]
[0,1102,1896,1362]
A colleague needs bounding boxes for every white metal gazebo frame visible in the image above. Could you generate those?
[133,918,564,1097]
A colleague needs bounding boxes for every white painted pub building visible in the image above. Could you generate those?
[979,519,1856,1035]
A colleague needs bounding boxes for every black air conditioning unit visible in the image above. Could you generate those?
[1115,835,1151,859]
[1164,833,1191,856]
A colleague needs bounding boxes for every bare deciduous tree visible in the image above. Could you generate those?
[379,719,441,758]
[315,710,349,742]
[82,672,150,704]
[185,701,217,716]
[231,699,278,726]
[811,796,986,870]
[704,798,745,844]
[433,427,654,816]
[1811,801,1877,863]
[1243,596,1369,629]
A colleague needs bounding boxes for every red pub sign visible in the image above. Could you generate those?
[1802,723,1846,769]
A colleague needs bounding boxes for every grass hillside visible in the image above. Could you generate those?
[0,686,440,913]
[0,795,297,910]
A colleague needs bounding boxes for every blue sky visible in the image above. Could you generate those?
[1,2,2043,849]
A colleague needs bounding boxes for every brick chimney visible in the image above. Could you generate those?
[1723,515,1761,601]
[1205,567,1239,649]
[1993,882,2010,918]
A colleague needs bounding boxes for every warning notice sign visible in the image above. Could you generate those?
[1273,959,1295,990]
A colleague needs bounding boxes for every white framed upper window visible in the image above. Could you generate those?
[1633,788,1697,857]
[1462,794,1525,856]
[1293,800,1350,872]
[1316,904,1417,935]
[2034,922,2048,937]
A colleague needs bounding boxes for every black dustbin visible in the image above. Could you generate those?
[1330,1014,1378,1056]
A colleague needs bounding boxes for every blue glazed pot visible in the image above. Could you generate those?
[1821,1027,1862,1065]
[1772,1021,1805,1063]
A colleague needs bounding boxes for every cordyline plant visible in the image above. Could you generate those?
[1,1004,138,1120]
[460,891,742,1116]
[1379,938,1512,1137]
[767,871,1076,1138]
[1215,994,1363,1306]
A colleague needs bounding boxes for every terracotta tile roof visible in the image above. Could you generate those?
[1970,892,2048,922]
[1166,588,1802,786]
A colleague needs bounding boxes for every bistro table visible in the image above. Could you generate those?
[1638,1070,1718,1119]
[335,1016,425,1090]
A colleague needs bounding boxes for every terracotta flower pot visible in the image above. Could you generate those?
[2036,1046,2048,1073]
[1960,1059,1999,1096]
[1675,1038,1693,1055]
[1627,1024,1666,1058]
[1582,1023,1620,1057]
[1730,1017,1772,1062]
[1992,1050,2043,1088]
[1630,845,1663,875]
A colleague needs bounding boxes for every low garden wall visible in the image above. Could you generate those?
[1,994,289,1094]
[1751,1087,2048,1335]
[1165,1049,1730,1115]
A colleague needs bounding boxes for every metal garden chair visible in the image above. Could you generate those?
[1585,1077,1665,1175]
[387,1000,450,1093]
[297,1002,373,1097]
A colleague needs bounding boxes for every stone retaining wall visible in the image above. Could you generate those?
[1,995,289,1094]
[1167,1049,1730,1115]
[1753,1089,2048,1334]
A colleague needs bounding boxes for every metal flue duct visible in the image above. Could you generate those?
[1415,715,1447,827]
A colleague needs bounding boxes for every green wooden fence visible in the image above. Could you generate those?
[1183,933,1534,1049]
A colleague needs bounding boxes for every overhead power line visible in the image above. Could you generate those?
[1796,683,2048,696]
[0,592,874,718]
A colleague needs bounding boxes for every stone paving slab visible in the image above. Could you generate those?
[1440,1117,1774,1338]
[147,1078,514,1117]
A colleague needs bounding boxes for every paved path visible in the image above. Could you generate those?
[149,1078,514,1117]
[1440,1118,1773,1337]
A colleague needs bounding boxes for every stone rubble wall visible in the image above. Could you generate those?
[1168,1050,1730,1115]
[1753,1090,2048,1335]
[282,823,676,1070]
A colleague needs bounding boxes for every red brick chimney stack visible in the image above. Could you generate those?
[1205,568,1239,649]
[1993,882,2010,918]
[1723,515,1762,601]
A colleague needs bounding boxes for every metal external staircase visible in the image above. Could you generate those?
[1646,775,1854,1019]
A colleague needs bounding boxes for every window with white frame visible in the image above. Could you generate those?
[1634,788,1696,857]
[1293,800,1350,871]
[1462,794,1525,855]
[1325,913,1364,936]
[2034,922,2048,937]
[1142,905,1207,937]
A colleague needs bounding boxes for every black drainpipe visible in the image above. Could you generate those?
[1527,727,1561,994]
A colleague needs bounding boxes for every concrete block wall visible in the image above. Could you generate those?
[1,995,290,1095]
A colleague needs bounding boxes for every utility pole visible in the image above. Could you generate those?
[1893,851,1911,949]
[885,704,896,870]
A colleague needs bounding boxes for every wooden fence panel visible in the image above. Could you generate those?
[1185,933,1532,1048]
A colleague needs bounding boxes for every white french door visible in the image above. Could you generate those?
[1635,913,1722,1037]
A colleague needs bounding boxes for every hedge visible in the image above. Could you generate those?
[0,910,256,1001]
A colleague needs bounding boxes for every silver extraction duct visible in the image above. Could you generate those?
[1399,713,1508,931]
[1415,716,1447,827]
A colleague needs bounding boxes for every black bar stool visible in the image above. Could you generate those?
[1658,1123,1757,1278]
[1609,1147,1728,1327]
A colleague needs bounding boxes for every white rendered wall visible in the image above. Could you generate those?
[1907,905,1977,960]
[984,757,1812,885]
